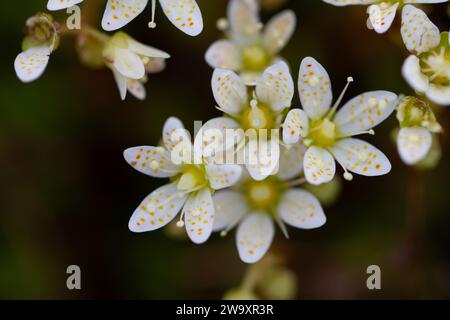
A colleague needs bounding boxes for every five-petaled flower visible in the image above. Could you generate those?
[102,0,203,36]
[124,117,242,244]
[396,96,442,165]
[205,0,296,85]
[282,57,397,185]
[322,0,448,34]
[401,5,450,106]
[212,144,326,263]
[198,61,294,181]
[103,31,170,100]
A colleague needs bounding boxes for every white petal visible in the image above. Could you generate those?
[322,0,376,6]
[397,127,432,165]
[145,58,166,73]
[159,0,203,36]
[127,37,170,59]
[184,188,214,244]
[334,91,398,137]
[113,47,145,79]
[205,40,242,70]
[193,117,242,161]
[102,0,148,31]
[367,3,399,34]
[128,183,188,232]
[426,83,450,106]
[236,213,274,264]
[298,57,333,120]
[47,0,84,10]
[14,47,51,83]
[278,189,326,229]
[401,5,440,54]
[277,143,307,181]
[245,138,280,181]
[228,0,260,45]
[329,138,391,176]
[255,61,294,112]
[402,55,430,93]
[304,146,336,185]
[282,108,310,145]
[263,10,296,55]
[112,68,128,100]
[213,190,248,232]
[240,71,261,86]
[205,164,243,190]
[127,79,146,100]
[123,146,181,178]
[163,117,192,153]
[212,69,247,114]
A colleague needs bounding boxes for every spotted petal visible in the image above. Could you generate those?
[163,117,192,154]
[47,0,84,10]
[205,164,243,190]
[184,188,214,244]
[278,189,326,229]
[228,0,260,45]
[236,213,274,264]
[124,146,181,178]
[159,0,203,36]
[212,190,248,232]
[397,127,432,165]
[401,5,440,54]
[298,57,333,120]
[367,2,399,34]
[263,10,296,55]
[304,146,336,185]
[205,40,242,70]
[14,46,51,83]
[102,0,148,31]
[322,0,376,6]
[329,138,391,176]
[212,69,247,114]
[282,108,310,145]
[128,183,188,232]
[334,91,398,137]
[245,138,280,181]
[277,143,306,181]
[127,79,146,100]
[256,61,294,112]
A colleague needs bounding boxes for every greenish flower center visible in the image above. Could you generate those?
[420,33,450,86]
[242,45,270,72]
[240,102,275,130]
[307,118,337,148]
[244,177,284,212]
[177,165,207,191]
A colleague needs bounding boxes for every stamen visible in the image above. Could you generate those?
[338,129,375,139]
[286,177,307,188]
[327,76,354,119]
[216,18,228,31]
[275,215,289,239]
[333,156,354,181]
[148,0,157,29]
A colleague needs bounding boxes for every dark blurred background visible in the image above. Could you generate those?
[0,0,449,299]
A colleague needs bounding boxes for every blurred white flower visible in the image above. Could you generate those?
[322,0,448,34]
[205,0,296,85]
[103,32,170,100]
[213,144,326,264]
[124,117,242,244]
[197,61,294,181]
[401,5,450,106]
[282,57,397,185]
[101,0,203,36]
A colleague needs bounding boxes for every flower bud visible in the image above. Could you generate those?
[22,13,60,51]
[396,96,441,133]
[259,267,298,300]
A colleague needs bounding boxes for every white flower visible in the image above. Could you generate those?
[47,0,84,10]
[124,117,243,244]
[322,0,448,34]
[205,0,296,85]
[14,14,58,83]
[101,0,203,36]
[213,144,326,264]
[197,61,294,181]
[283,57,397,185]
[103,32,170,100]
[396,96,441,165]
[401,5,450,106]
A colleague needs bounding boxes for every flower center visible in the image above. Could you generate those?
[177,165,206,191]
[244,178,282,211]
[241,100,274,130]
[307,118,337,148]
[242,45,270,71]
[421,46,450,86]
